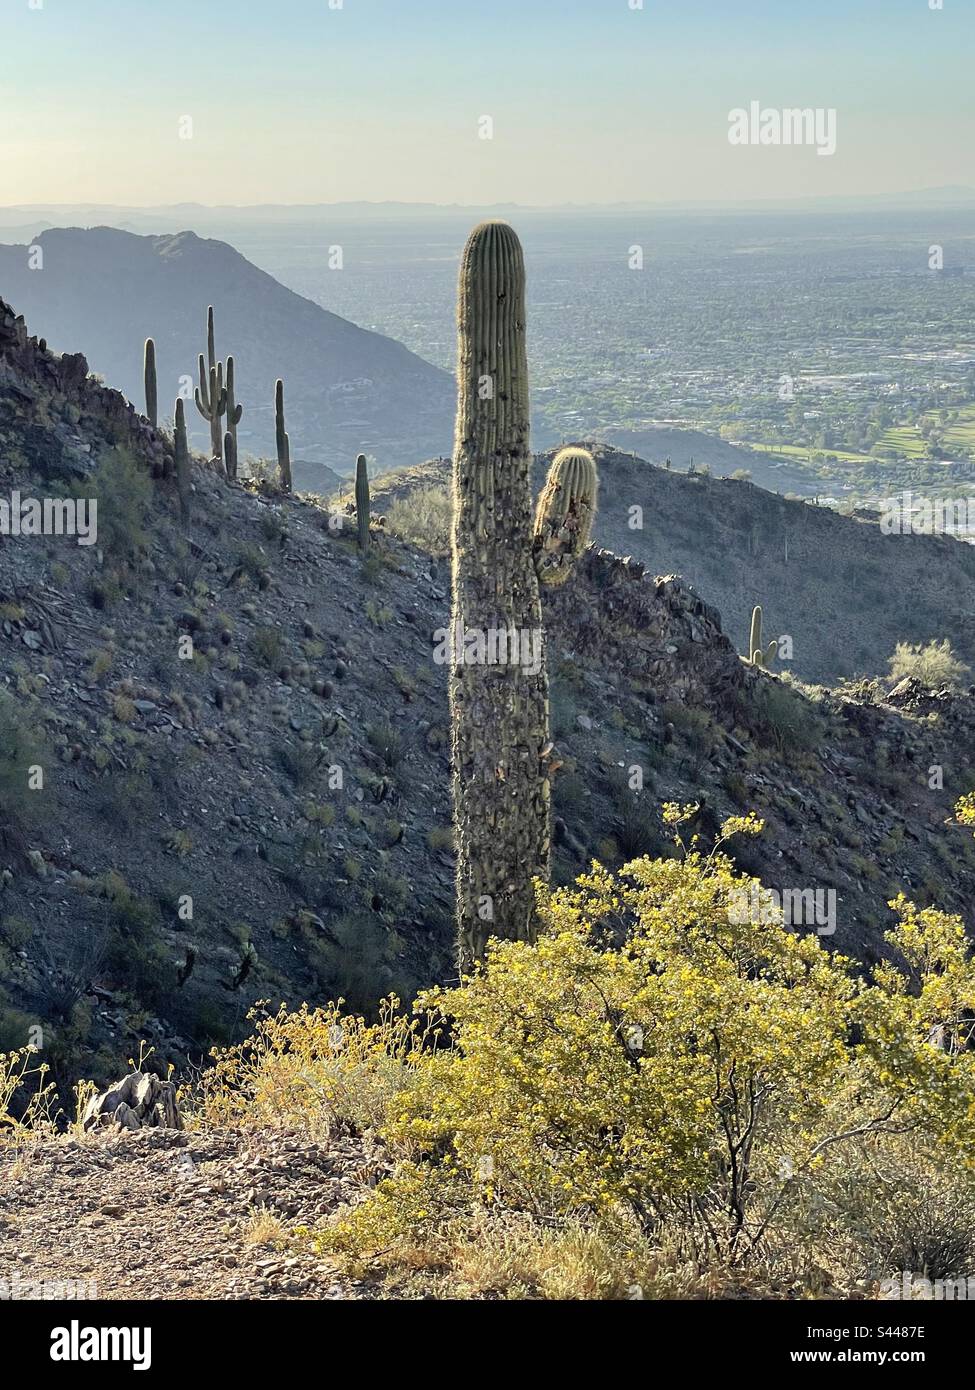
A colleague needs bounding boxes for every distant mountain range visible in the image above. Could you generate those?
[0,226,453,480]
[1,188,972,228]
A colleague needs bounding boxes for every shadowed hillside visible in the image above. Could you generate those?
[3,296,975,1091]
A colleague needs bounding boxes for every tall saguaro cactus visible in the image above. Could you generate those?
[355,453,370,551]
[275,379,292,492]
[450,221,596,972]
[224,355,243,478]
[143,338,157,427]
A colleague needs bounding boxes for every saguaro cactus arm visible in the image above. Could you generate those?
[533,446,598,587]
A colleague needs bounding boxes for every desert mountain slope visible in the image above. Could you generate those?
[367,444,975,685]
[2,299,975,1091]
[0,227,453,483]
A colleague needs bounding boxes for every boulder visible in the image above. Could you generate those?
[82,1071,183,1133]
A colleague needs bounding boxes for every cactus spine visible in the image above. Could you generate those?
[275,379,292,492]
[143,338,157,427]
[174,398,191,521]
[748,605,777,668]
[450,222,596,971]
[194,306,227,462]
[355,453,370,551]
[224,355,243,479]
[533,446,598,586]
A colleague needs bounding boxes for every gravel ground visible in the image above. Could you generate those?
[0,1125,387,1300]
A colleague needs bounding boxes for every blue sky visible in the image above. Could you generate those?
[2,0,972,205]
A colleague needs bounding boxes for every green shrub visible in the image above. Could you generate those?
[385,486,451,557]
[79,448,151,563]
[0,689,48,825]
[251,626,284,669]
[888,639,970,691]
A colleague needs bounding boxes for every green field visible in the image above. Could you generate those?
[876,427,927,458]
[927,404,975,450]
[740,442,876,466]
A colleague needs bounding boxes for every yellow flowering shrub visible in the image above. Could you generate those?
[320,812,975,1266]
[192,996,440,1137]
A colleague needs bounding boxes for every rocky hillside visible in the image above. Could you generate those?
[0,227,453,482]
[366,444,975,685]
[3,298,975,1092]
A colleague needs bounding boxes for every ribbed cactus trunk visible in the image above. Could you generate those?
[450,221,550,972]
[143,338,157,427]
[355,453,370,551]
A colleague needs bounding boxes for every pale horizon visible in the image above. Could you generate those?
[3,0,973,208]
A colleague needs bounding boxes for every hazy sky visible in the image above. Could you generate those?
[3,0,972,207]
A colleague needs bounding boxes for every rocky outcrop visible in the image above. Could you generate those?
[82,1072,183,1132]
[545,549,752,712]
[0,298,171,480]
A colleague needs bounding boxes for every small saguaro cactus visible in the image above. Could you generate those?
[223,430,237,484]
[224,355,243,478]
[275,378,292,492]
[533,445,598,586]
[450,220,597,973]
[143,338,157,427]
[747,605,777,669]
[174,398,191,521]
[195,355,227,465]
[355,453,370,551]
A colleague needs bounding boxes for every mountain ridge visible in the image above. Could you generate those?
[0,226,453,480]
